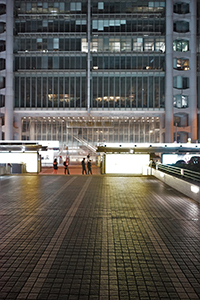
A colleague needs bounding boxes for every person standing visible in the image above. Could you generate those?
[87,159,92,175]
[53,158,58,174]
[63,155,70,175]
[81,158,87,175]
[63,160,69,175]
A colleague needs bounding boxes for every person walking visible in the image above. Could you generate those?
[87,159,92,175]
[81,158,87,175]
[53,158,58,174]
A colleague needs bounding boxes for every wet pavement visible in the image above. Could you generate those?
[0,175,200,300]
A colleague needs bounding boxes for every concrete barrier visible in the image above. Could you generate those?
[152,168,200,204]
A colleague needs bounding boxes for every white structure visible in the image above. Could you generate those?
[0,0,200,148]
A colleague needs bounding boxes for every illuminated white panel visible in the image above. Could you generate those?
[0,153,38,173]
[105,154,150,174]
[191,185,199,194]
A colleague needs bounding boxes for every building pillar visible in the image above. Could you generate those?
[30,121,35,140]
[13,115,22,140]
[5,0,14,140]
[87,0,91,113]
[165,0,174,142]
[189,0,197,142]
[0,117,2,140]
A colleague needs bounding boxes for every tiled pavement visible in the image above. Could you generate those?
[0,175,200,300]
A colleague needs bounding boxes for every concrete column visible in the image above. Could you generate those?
[87,0,91,113]
[0,117,2,140]
[13,115,22,140]
[165,0,174,142]
[189,0,197,142]
[30,121,35,140]
[5,0,14,140]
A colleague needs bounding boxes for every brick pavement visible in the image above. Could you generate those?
[0,175,200,300]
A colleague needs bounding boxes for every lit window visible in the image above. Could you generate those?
[70,2,81,11]
[53,38,59,50]
[173,40,189,52]
[173,58,189,70]
[133,38,143,52]
[98,2,104,10]
[174,95,188,108]
[81,38,88,52]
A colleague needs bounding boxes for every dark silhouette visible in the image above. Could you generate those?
[87,160,92,175]
[63,160,70,175]
[81,158,87,175]
[53,158,58,174]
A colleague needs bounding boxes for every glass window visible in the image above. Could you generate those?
[173,40,189,52]
[70,2,81,11]
[109,38,120,52]
[53,38,59,50]
[98,2,104,10]
[81,38,88,52]
[173,58,189,70]
[174,95,188,108]
[133,38,143,52]
[121,38,131,52]
[144,38,154,51]
[173,76,189,89]
[155,38,165,52]
[174,21,189,33]
[174,3,189,14]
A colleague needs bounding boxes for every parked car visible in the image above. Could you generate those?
[188,156,200,165]
[174,160,187,165]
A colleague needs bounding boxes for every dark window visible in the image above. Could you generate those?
[174,3,189,14]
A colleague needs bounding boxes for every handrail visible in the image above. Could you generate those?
[156,164,200,183]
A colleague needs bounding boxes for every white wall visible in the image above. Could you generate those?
[105,154,150,174]
[0,152,38,173]
[152,168,200,204]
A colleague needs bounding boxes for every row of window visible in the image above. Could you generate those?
[14,75,165,109]
[15,55,165,71]
[15,18,165,34]
[15,36,166,53]
[15,37,193,55]
[15,1,165,15]
[21,118,160,144]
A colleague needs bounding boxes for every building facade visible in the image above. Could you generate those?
[0,0,200,149]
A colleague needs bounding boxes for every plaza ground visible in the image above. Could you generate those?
[0,174,200,299]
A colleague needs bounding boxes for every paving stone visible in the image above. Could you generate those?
[0,175,200,299]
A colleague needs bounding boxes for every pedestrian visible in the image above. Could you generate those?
[81,158,87,175]
[63,156,70,175]
[53,158,58,174]
[87,159,92,175]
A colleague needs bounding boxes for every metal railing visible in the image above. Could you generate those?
[156,164,200,183]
